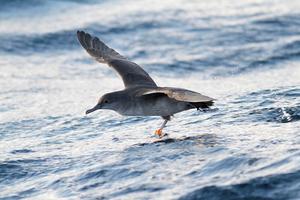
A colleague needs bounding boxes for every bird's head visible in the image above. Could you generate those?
[86,92,121,114]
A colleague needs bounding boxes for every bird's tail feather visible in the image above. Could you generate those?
[190,101,214,110]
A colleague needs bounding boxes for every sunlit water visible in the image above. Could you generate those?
[1,0,300,199]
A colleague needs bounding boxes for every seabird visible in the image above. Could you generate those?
[77,31,215,137]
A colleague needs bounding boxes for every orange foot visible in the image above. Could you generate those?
[155,128,163,138]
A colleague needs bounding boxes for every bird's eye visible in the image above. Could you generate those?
[104,100,109,104]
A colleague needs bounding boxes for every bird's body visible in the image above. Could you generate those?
[77,30,215,137]
[105,86,193,117]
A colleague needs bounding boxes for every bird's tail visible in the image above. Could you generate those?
[190,101,214,110]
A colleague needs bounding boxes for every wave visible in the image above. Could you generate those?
[0,30,77,56]
[0,0,99,11]
[0,0,45,11]
[230,87,300,124]
[179,170,300,200]
[249,106,300,123]
[1,3,300,75]
[0,17,165,56]
[0,158,46,184]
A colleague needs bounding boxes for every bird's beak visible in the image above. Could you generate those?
[86,103,102,115]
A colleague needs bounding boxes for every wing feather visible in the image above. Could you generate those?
[137,87,215,103]
[77,31,156,88]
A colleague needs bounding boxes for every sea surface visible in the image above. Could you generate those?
[1,0,300,199]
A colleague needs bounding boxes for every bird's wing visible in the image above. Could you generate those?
[136,87,215,102]
[77,31,157,88]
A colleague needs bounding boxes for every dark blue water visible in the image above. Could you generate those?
[1,0,300,199]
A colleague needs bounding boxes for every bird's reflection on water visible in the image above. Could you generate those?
[133,134,218,147]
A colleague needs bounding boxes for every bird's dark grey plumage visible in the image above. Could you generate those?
[77,30,215,137]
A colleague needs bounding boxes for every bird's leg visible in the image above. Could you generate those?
[155,119,168,138]
[155,116,170,138]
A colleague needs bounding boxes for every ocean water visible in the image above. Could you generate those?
[1,0,300,199]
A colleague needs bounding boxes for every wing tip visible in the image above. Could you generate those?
[76,30,84,38]
[77,30,86,47]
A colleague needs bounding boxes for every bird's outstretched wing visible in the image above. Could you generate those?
[77,31,157,88]
[136,87,215,102]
